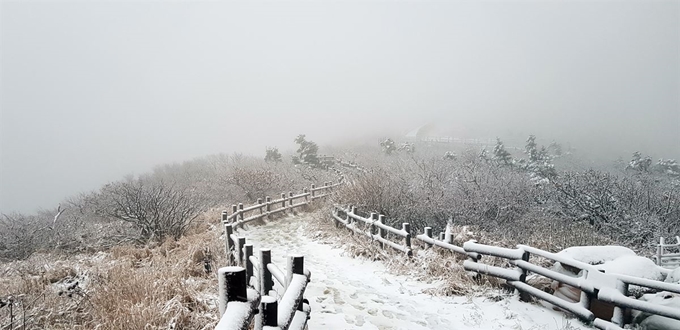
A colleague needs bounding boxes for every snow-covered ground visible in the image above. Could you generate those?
[238,214,592,330]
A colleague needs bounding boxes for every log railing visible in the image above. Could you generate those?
[332,205,413,256]
[214,254,311,330]
[223,180,343,230]
[654,236,680,269]
[462,241,680,330]
[328,204,680,330]
[331,205,484,261]
[214,179,341,330]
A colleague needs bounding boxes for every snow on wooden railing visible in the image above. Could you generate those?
[214,254,311,330]
[332,205,413,256]
[214,179,342,330]
[655,236,680,269]
[222,179,343,231]
[462,241,680,330]
[331,205,486,261]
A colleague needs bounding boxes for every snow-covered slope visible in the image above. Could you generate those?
[237,215,592,330]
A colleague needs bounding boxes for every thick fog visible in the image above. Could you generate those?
[1,1,678,213]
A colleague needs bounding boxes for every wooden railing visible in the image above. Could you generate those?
[462,241,680,330]
[331,205,483,262]
[222,180,343,231]
[327,206,680,330]
[332,205,412,256]
[655,236,680,269]
[214,180,341,330]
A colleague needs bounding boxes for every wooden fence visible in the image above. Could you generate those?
[328,205,680,330]
[655,236,680,269]
[331,205,481,261]
[214,180,341,330]
[223,180,343,231]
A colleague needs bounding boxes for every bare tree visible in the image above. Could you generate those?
[94,177,203,242]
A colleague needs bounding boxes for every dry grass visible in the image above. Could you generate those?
[0,209,227,330]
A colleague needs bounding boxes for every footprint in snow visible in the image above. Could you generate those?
[381,310,395,319]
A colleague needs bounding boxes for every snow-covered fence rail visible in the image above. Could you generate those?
[214,254,311,330]
[330,205,486,261]
[331,205,412,256]
[416,226,481,261]
[655,236,680,269]
[214,178,343,330]
[462,241,680,330]
[222,180,343,230]
[333,158,369,174]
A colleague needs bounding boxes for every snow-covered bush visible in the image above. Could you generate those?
[397,142,415,153]
[655,158,680,177]
[380,138,397,155]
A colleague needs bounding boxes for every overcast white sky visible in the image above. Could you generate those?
[1,0,679,213]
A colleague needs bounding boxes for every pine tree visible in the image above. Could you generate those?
[525,135,539,162]
[293,135,320,167]
[264,147,282,163]
[492,137,513,166]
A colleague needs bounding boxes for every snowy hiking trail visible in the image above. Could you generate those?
[238,215,592,330]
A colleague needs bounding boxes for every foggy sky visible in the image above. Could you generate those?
[1,1,679,213]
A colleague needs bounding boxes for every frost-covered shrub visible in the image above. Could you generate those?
[380,138,397,155]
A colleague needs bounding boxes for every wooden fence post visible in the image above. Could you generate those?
[612,279,630,326]
[403,223,412,256]
[303,188,309,203]
[257,198,263,214]
[657,237,665,266]
[370,213,377,237]
[260,249,274,295]
[439,232,445,241]
[266,196,272,220]
[237,237,246,267]
[578,269,591,312]
[424,227,433,248]
[221,210,228,223]
[281,193,286,208]
[287,255,305,310]
[311,184,315,198]
[378,214,386,249]
[257,296,278,329]
[445,219,453,244]
[218,266,247,317]
[225,224,235,265]
[348,206,356,233]
[289,192,294,206]
[231,205,238,223]
[245,244,254,281]
[519,251,531,302]
[334,207,341,228]
[238,203,244,221]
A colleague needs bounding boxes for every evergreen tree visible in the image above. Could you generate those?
[264,147,282,163]
[628,152,652,172]
[492,137,513,166]
[525,135,539,162]
[293,135,320,167]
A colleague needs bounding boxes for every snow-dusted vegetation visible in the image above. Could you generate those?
[335,137,680,252]
[2,136,680,329]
